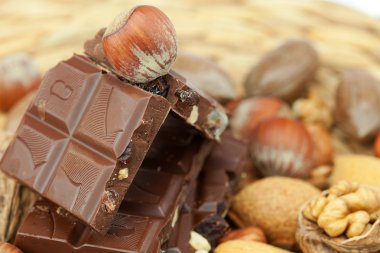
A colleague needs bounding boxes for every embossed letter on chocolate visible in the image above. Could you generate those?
[0,54,171,233]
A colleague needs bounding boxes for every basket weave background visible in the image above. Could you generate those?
[1,0,380,96]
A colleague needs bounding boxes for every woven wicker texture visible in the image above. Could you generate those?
[1,0,380,96]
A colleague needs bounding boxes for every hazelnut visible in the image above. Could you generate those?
[244,40,318,103]
[306,124,333,166]
[0,243,23,253]
[102,5,177,83]
[250,117,315,178]
[173,52,237,102]
[0,53,40,112]
[232,177,320,249]
[374,132,380,158]
[229,97,292,139]
[335,69,380,141]
[219,227,267,244]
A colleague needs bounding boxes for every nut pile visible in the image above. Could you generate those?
[214,37,380,252]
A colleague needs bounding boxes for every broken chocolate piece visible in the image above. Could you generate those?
[84,31,228,141]
[163,132,248,252]
[194,132,248,247]
[0,54,171,233]
[15,113,212,253]
[163,180,197,253]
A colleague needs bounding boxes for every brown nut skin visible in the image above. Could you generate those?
[173,52,237,102]
[306,124,333,166]
[232,177,321,249]
[219,226,267,244]
[224,98,243,114]
[244,40,318,103]
[374,132,380,158]
[0,243,23,253]
[102,5,177,83]
[335,69,380,142]
[0,53,40,112]
[250,117,315,178]
[229,97,292,139]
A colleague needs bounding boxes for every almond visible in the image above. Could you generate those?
[232,177,320,249]
[215,240,292,253]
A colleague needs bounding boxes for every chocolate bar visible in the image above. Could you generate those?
[0,54,172,233]
[85,29,228,141]
[194,132,248,247]
[15,113,212,253]
[163,132,248,252]
[163,180,197,253]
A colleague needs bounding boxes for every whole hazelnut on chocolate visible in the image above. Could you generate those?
[229,97,292,139]
[250,117,314,178]
[0,53,40,112]
[244,40,318,103]
[102,5,177,83]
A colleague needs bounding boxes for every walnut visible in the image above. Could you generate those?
[297,181,380,253]
[292,88,333,129]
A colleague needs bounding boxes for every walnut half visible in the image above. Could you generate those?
[296,181,380,253]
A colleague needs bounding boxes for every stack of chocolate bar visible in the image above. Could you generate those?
[0,5,248,253]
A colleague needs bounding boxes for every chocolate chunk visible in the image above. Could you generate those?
[0,54,171,233]
[15,114,213,253]
[163,132,248,252]
[84,30,228,141]
[194,132,248,247]
[163,181,197,253]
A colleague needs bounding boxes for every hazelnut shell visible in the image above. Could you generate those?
[335,69,380,141]
[173,52,237,102]
[244,40,318,103]
[230,97,291,139]
[306,124,333,166]
[102,5,177,83]
[250,117,315,178]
